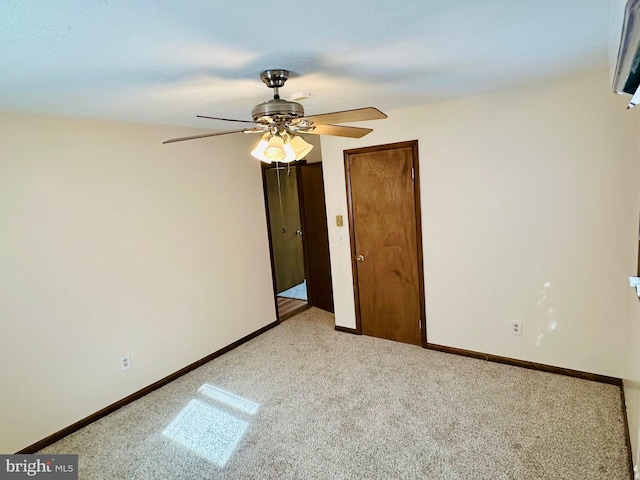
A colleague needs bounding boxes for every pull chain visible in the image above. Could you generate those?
[275,162,285,234]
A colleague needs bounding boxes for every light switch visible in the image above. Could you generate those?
[336,215,343,227]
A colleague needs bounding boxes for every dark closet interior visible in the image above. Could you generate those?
[262,162,334,320]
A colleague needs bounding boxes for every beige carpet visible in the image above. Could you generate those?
[40,308,630,479]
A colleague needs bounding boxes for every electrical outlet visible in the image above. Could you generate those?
[120,354,131,371]
[511,321,523,336]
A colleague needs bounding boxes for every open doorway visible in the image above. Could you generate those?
[264,163,308,319]
[262,162,333,321]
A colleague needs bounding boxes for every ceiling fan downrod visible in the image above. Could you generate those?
[260,69,290,100]
[252,69,305,121]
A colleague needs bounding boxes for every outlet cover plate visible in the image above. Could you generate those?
[120,354,131,371]
[511,321,523,336]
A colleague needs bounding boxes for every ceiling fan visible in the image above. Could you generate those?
[163,69,387,163]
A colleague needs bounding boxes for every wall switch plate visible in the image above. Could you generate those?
[120,354,131,371]
[511,321,523,336]
[336,215,344,227]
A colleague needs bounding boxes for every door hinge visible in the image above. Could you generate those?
[411,167,415,179]
[419,319,421,329]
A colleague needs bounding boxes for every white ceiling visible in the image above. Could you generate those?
[0,0,617,130]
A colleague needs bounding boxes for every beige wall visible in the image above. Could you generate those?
[626,285,640,465]
[321,69,638,376]
[0,113,276,453]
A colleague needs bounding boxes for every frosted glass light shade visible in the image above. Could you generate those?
[264,135,286,162]
[290,135,313,160]
[250,132,312,163]
[250,133,272,164]
[282,142,296,163]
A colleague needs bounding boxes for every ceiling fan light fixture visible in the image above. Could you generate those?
[283,141,297,163]
[264,134,287,162]
[250,133,272,164]
[289,135,313,160]
[271,132,296,163]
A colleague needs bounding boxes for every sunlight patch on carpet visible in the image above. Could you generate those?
[163,399,248,466]
[198,384,260,415]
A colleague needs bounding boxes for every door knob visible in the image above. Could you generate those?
[357,254,365,262]
[296,230,303,236]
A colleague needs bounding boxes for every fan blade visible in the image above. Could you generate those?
[297,107,386,126]
[163,129,245,144]
[306,124,373,138]
[196,115,255,124]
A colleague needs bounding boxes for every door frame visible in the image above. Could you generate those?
[261,161,311,321]
[344,140,427,347]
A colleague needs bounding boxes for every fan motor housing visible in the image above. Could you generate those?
[252,99,304,122]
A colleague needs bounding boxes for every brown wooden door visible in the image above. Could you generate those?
[299,164,334,313]
[345,140,425,346]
